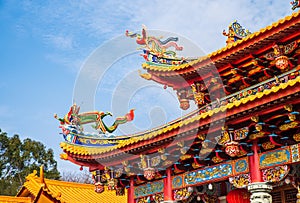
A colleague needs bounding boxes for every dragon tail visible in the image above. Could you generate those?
[105,109,135,133]
[158,37,178,45]
[125,30,139,38]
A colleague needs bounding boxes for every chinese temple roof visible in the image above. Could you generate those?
[59,8,300,184]
[60,74,300,157]
[142,10,300,76]
[16,167,127,203]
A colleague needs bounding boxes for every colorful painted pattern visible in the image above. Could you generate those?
[262,165,289,183]
[291,144,300,163]
[260,148,290,168]
[174,187,193,201]
[229,173,250,188]
[134,180,164,198]
[233,158,249,175]
[184,164,232,186]
[172,176,183,189]
[136,145,300,194]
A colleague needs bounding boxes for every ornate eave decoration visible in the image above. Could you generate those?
[262,165,290,183]
[229,173,251,188]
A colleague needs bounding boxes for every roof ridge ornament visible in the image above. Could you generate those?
[223,20,251,45]
[40,165,45,184]
[55,104,135,146]
[291,0,300,10]
[26,169,38,180]
[126,25,185,65]
[55,104,135,134]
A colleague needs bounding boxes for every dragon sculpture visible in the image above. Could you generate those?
[223,21,251,45]
[291,0,300,10]
[55,104,135,134]
[126,25,184,65]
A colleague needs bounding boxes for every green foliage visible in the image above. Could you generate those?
[0,129,60,195]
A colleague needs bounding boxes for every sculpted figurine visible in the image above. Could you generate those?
[250,193,272,203]
[291,0,300,10]
[55,104,134,134]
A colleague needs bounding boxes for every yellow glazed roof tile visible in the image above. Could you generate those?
[18,171,127,203]
[0,196,31,203]
[61,75,300,156]
[142,10,300,73]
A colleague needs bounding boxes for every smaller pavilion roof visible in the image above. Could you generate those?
[16,166,127,203]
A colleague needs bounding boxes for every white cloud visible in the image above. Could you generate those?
[44,53,83,72]
[126,0,291,53]
[43,34,75,50]
[15,0,293,71]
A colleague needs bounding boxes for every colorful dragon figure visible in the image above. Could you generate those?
[126,25,184,60]
[54,104,135,134]
[291,0,300,10]
[223,21,251,44]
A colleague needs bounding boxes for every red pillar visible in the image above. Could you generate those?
[249,140,262,182]
[127,176,135,203]
[164,167,174,201]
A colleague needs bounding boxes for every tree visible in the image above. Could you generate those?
[0,129,60,195]
[60,169,94,184]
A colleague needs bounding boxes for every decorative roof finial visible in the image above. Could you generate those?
[291,0,300,10]
[40,165,45,186]
[126,25,185,65]
[55,104,135,134]
[223,21,251,45]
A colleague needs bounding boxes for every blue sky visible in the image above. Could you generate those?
[0,0,293,172]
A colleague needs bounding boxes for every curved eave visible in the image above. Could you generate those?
[61,75,300,158]
[142,10,300,77]
[18,172,126,203]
